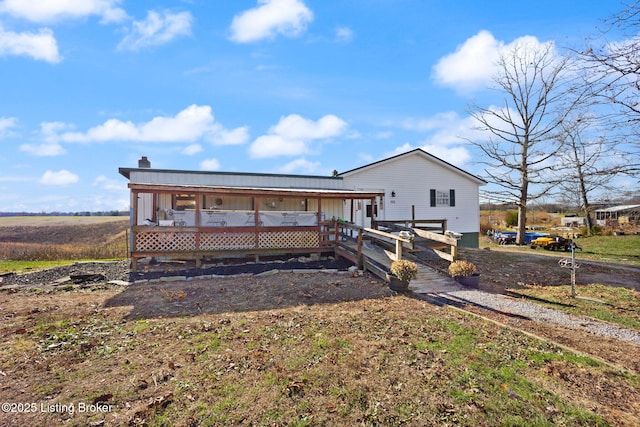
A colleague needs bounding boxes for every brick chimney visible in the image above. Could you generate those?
[138,156,151,168]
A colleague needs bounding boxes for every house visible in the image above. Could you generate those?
[338,149,486,247]
[594,204,640,227]
[561,215,587,228]
[119,149,485,269]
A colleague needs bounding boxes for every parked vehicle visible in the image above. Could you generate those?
[530,235,573,251]
[492,231,549,245]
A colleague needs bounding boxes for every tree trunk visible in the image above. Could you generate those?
[516,204,527,245]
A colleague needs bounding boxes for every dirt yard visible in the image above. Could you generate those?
[1,266,639,426]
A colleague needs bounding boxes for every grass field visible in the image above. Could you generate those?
[481,234,640,266]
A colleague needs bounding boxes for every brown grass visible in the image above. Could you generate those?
[1,286,636,426]
[0,216,128,261]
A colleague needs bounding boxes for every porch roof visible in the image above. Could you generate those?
[128,183,384,200]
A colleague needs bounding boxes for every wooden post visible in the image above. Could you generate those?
[395,238,403,261]
[357,231,363,270]
[371,197,377,229]
[350,199,354,237]
[194,193,201,257]
[254,196,260,249]
[317,197,323,242]
[412,205,416,229]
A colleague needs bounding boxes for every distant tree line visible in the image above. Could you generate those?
[0,211,129,217]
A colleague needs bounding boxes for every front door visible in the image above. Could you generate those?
[364,201,377,228]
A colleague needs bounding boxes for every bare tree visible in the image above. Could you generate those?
[554,114,620,235]
[469,42,581,245]
[580,1,640,174]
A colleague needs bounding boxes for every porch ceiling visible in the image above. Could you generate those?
[128,183,384,199]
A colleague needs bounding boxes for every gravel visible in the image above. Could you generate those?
[0,256,356,288]
[0,260,131,287]
[431,289,640,345]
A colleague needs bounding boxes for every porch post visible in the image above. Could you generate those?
[370,197,377,229]
[194,193,201,267]
[254,197,260,250]
[131,190,138,271]
[317,197,323,250]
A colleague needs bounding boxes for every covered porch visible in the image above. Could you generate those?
[127,183,384,270]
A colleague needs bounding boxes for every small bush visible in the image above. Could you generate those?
[390,260,418,282]
[505,211,519,227]
[448,260,477,277]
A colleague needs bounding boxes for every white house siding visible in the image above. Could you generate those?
[341,152,482,247]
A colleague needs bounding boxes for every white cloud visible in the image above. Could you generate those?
[200,158,220,170]
[250,134,306,157]
[272,114,347,139]
[277,158,322,174]
[39,169,78,185]
[249,114,347,158]
[48,105,248,146]
[418,144,472,167]
[182,144,202,155]
[211,126,250,146]
[398,111,481,145]
[118,10,192,51]
[230,0,313,43]
[385,142,471,168]
[20,142,66,156]
[0,0,127,24]
[93,175,125,192]
[334,26,353,43]
[0,25,61,63]
[432,30,553,93]
[0,116,17,138]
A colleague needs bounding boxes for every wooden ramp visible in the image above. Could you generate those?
[338,239,462,294]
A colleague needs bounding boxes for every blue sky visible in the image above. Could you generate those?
[0,0,630,212]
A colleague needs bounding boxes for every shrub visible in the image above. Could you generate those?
[448,260,477,277]
[505,211,519,227]
[389,260,418,282]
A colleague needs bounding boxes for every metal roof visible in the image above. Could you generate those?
[128,183,384,199]
[594,204,640,213]
[119,166,341,181]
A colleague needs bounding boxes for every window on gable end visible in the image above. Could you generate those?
[430,189,455,207]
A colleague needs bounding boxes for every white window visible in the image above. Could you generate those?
[430,189,456,207]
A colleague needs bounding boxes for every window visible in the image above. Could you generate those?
[430,189,456,207]
[173,194,196,210]
[366,203,378,218]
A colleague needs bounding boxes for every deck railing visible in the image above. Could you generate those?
[129,218,458,271]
